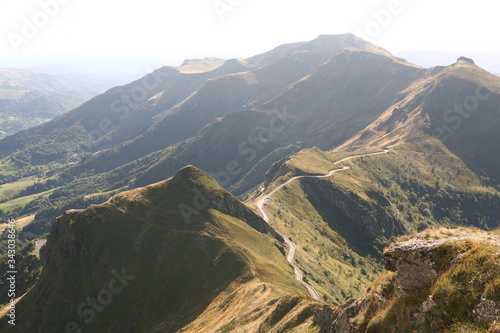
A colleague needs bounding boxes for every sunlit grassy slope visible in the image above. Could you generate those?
[254,143,499,305]
[349,227,500,332]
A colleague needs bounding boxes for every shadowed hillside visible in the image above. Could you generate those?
[0,166,316,332]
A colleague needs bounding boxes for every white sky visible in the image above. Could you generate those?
[0,0,498,64]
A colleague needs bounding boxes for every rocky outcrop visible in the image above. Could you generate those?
[314,296,376,333]
[383,237,445,290]
[304,177,407,239]
[314,229,500,332]
[264,156,293,188]
[210,193,283,241]
[413,295,439,328]
[473,298,500,325]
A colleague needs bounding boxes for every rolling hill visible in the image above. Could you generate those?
[0,59,177,139]
[0,68,99,138]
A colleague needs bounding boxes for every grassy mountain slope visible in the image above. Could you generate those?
[253,144,499,307]
[315,227,500,332]
[227,56,500,316]
[0,35,498,286]
[0,61,226,163]
[0,59,177,140]
[0,37,497,331]
[0,34,420,234]
[0,38,307,169]
[259,49,421,149]
[338,58,500,187]
[0,166,318,332]
[80,43,424,197]
[64,34,375,177]
[255,172,383,305]
[423,60,500,185]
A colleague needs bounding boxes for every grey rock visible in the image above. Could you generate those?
[384,238,445,290]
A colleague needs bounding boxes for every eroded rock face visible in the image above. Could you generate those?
[315,230,500,332]
[413,295,438,327]
[384,237,446,290]
[314,298,368,333]
[264,156,292,188]
[306,178,406,239]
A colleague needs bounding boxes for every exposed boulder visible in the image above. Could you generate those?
[314,228,500,332]
[383,237,445,290]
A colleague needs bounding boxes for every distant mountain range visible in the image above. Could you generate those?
[0,34,498,332]
[0,32,497,235]
[396,50,500,75]
[0,58,179,138]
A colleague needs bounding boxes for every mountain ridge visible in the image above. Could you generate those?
[0,34,498,332]
[0,33,497,240]
[0,165,311,332]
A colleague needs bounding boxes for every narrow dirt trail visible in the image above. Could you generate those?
[255,150,389,301]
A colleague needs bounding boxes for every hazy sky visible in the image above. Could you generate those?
[0,0,498,64]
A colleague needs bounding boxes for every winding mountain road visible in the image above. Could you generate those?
[256,150,389,301]
[34,239,47,258]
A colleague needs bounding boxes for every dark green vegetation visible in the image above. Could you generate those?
[0,34,498,332]
[0,241,42,305]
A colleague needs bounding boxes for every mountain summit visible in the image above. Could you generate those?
[1,166,311,332]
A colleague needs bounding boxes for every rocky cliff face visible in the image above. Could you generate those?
[313,227,500,332]
[303,177,407,240]
[384,237,446,290]
[264,156,293,188]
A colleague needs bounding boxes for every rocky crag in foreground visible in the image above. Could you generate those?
[315,227,500,333]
